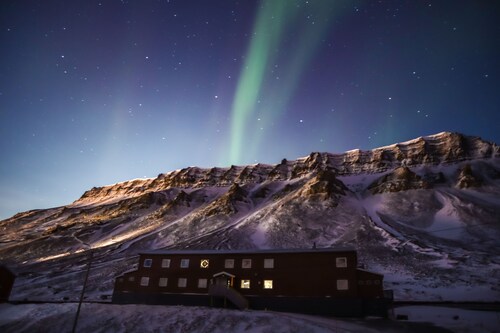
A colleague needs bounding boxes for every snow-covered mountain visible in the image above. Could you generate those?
[1,131,499,302]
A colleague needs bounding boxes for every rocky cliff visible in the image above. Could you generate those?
[0,131,499,303]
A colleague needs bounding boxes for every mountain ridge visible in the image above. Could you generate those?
[72,131,498,207]
[1,131,499,303]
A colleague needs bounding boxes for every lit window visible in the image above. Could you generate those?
[128,276,135,282]
[263,280,273,289]
[140,276,150,286]
[161,259,171,268]
[198,278,208,288]
[180,259,190,268]
[336,279,349,290]
[264,258,274,268]
[242,259,252,269]
[241,279,251,289]
[143,259,153,268]
[224,259,235,269]
[159,277,168,287]
[336,257,347,268]
[200,259,209,268]
[178,278,187,288]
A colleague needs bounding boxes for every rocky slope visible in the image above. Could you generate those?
[0,131,499,302]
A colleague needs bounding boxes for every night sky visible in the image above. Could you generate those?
[1,0,499,219]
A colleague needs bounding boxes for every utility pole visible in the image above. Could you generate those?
[71,244,93,333]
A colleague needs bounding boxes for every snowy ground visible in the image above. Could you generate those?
[1,303,498,333]
[393,305,500,333]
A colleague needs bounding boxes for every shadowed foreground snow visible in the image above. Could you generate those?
[2,303,496,333]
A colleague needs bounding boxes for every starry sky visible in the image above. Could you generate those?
[1,0,499,219]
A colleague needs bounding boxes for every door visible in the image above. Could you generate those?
[213,274,233,287]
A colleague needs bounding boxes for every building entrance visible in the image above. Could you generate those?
[212,272,234,287]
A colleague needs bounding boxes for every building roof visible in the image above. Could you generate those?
[139,246,356,256]
[213,271,235,278]
[356,268,384,277]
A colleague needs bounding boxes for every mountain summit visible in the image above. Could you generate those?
[1,131,499,302]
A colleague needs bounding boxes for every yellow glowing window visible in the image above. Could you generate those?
[241,279,251,289]
[263,280,273,289]
[200,259,209,268]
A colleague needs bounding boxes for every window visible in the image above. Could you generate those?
[178,278,187,288]
[159,278,168,287]
[224,259,235,269]
[242,259,252,269]
[161,259,171,268]
[180,259,190,268]
[336,257,347,268]
[143,258,153,268]
[140,276,150,286]
[264,258,274,268]
[263,280,273,289]
[200,259,209,268]
[128,276,135,282]
[336,279,349,290]
[241,279,251,289]
[198,279,208,288]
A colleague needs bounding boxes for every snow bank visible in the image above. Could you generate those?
[0,303,458,333]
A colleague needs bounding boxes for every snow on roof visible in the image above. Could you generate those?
[356,268,384,277]
[213,271,235,278]
[140,247,356,256]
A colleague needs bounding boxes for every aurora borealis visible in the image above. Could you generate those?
[1,0,499,219]
[229,1,341,163]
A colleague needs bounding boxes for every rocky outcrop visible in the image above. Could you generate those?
[368,167,430,194]
[298,169,347,200]
[455,164,482,189]
[204,183,250,217]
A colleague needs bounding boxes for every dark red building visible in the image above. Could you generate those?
[0,265,15,303]
[112,248,391,317]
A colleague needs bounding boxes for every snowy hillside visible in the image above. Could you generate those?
[0,132,499,303]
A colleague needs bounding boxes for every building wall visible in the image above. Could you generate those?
[0,266,15,302]
[356,269,384,298]
[115,250,361,298]
[112,249,389,317]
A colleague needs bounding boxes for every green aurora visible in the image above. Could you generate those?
[227,0,343,165]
